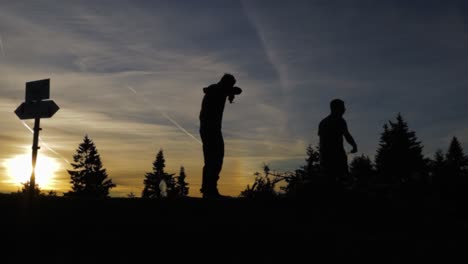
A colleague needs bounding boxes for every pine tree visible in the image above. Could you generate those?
[174,166,189,197]
[142,149,175,198]
[446,137,468,176]
[284,145,320,196]
[66,135,115,198]
[375,114,426,186]
[164,172,176,198]
[445,137,468,201]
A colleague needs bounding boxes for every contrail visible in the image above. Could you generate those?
[21,121,70,164]
[127,86,202,146]
[0,33,4,57]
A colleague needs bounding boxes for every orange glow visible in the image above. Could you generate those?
[4,154,60,189]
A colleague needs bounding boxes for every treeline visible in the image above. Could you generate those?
[242,113,468,207]
[14,135,189,198]
[13,113,466,203]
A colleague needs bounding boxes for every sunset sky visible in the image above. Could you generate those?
[0,1,467,197]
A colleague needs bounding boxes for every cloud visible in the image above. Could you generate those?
[1,1,467,196]
[0,1,291,195]
[238,1,468,155]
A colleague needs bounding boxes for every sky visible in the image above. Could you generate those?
[0,0,467,197]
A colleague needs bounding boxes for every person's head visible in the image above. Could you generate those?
[219,73,236,87]
[330,99,346,116]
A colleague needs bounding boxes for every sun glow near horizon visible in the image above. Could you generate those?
[4,154,60,190]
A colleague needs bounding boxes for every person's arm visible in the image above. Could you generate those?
[227,86,242,103]
[230,86,242,95]
[203,85,242,96]
[344,122,357,153]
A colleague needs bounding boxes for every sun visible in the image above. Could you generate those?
[4,154,60,189]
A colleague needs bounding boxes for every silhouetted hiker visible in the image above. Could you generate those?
[318,99,357,188]
[199,73,242,198]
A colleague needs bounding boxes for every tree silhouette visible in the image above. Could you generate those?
[174,166,189,197]
[241,165,282,199]
[45,190,58,197]
[375,114,426,188]
[165,172,176,198]
[13,182,58,197]
[142,149,174,198]
[445,137,468,203]
[446,137,468,177]
[283,145,321,197]
[18,181,41,196]
[66,135,116,198]
[302,145,321,183]
[241,146,322,199]
[349,155,375,193]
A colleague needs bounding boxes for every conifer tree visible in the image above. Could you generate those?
[446,137,468,177]
[143,149,175,198]
[445,137,468,201]
[174,166,189,197]
[66,135,115,198]
[284,145,320,196]
[375,114,426,185]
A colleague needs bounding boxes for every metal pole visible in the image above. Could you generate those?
[30,117,41,198]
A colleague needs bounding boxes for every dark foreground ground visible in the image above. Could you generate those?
[1,193,467,264]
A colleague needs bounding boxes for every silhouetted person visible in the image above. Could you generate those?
[199,73,242,198]
[318,99,357,188]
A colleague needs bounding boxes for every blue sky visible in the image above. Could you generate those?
[0,0,467,196]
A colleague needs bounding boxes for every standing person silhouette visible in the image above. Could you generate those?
[199,73,242,198]
[318,99,357,188]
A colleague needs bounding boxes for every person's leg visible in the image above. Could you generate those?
[200,128,225,197]
[201,142,210,195]
[200,129,213,196]
[210,131,224,195]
